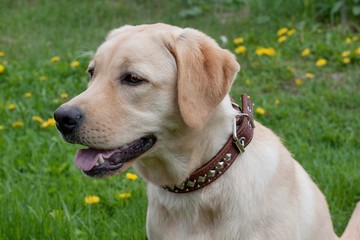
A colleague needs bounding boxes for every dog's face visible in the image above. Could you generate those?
[54,23,239,180]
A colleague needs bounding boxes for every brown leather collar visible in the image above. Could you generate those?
[162,94,255,193]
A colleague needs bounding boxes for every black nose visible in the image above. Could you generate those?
[54,106,83,134]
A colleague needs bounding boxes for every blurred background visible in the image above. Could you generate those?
[1,0,359,239]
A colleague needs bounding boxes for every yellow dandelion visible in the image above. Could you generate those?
[41,118,56,128]
[301,48,310,57]
[0,125,5,130]
[126,172,138,181]
[295,79,303,86]
[275,99,280,105]
[277,28,288,36]
[341,51,351,58]
[305,73,314,79]
[287,29,296,36]
[256,47,276,56]
[60,92,68,99]
[234,46,246,54]
[278,36,287,43]
[70,60,80,67]
[12,121,24,128]
[119,193,131,199]
[84,195,100,205]
[53,98,60,104]
[24,92,32,98]
[264,48,276,56]
[8,104,16,111]
[355,47,360,55]
[51,56,60,63]
[255,107,265,115]
[352,36,358,41]
[315,58,327,67]
[342,58,351,64]
[233,37,244,44]
[32,116,44,123]
[0,64,5,73]
[346,38,352,44]
[39,76,47,81]
[245,79,251,85]
[0,51,4,57]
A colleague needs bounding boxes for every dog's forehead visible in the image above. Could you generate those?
[94,26,174,66]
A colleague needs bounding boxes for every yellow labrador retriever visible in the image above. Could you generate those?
[54,23,360,239]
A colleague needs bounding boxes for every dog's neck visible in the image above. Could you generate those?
[133,95,238,186]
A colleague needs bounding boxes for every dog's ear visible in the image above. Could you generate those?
[166,28,240,129]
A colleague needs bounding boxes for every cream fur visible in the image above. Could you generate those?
[59,23,360,239]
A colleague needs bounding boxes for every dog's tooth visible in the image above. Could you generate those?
[95,162,99,166]
[98,155,105,164]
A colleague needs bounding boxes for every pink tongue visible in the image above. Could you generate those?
[75,148,116,171]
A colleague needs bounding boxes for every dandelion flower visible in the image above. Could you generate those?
[256,47,276,56]
[341,51,351,58]
[0,51,4,57]
[342,58,350,64]
[60,92,68,99]
[84,195,100,205]
[275,99,280,105]
[8,104,16,111]
[301,48,310,57]
[119,193,131,199]
[32,116,44,123]
[0,125,5,130]
[126,172,138,181]
[12,121,24,128]
[345,38,352,44]
[234,46,246,54]
[24,92,32,98]
[255,107,265,115]
[305,73,314,79]
[287,29,296,36]
[39,76,47,81]
[41,118,56,128]
[352,36,358,41]
[316,58,327,67]
[71,60,80,67]
[278,36,287,43]
[233,37,244,44]
[0,64,5,73]
[277,28,288,36]
[295,79,303,86]
[51,56,60,63]
[355,47,360,55]
[245,79,251,85]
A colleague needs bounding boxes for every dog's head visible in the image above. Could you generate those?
[54,23,239,179]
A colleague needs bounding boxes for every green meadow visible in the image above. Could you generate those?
[0,0,359,239]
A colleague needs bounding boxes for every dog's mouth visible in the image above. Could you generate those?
[75,134,157,178]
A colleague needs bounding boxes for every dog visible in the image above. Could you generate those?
[54,23,360,239]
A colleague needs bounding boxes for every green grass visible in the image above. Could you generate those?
[0,0,359,239]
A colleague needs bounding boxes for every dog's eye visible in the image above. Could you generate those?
[87,67,94,78]
[122,73,144,86]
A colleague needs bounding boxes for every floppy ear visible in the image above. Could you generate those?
[169,28,240,129]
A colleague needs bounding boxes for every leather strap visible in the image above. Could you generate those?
[162,94,255,193]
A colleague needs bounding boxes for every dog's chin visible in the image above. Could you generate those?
[74,134,157,178]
